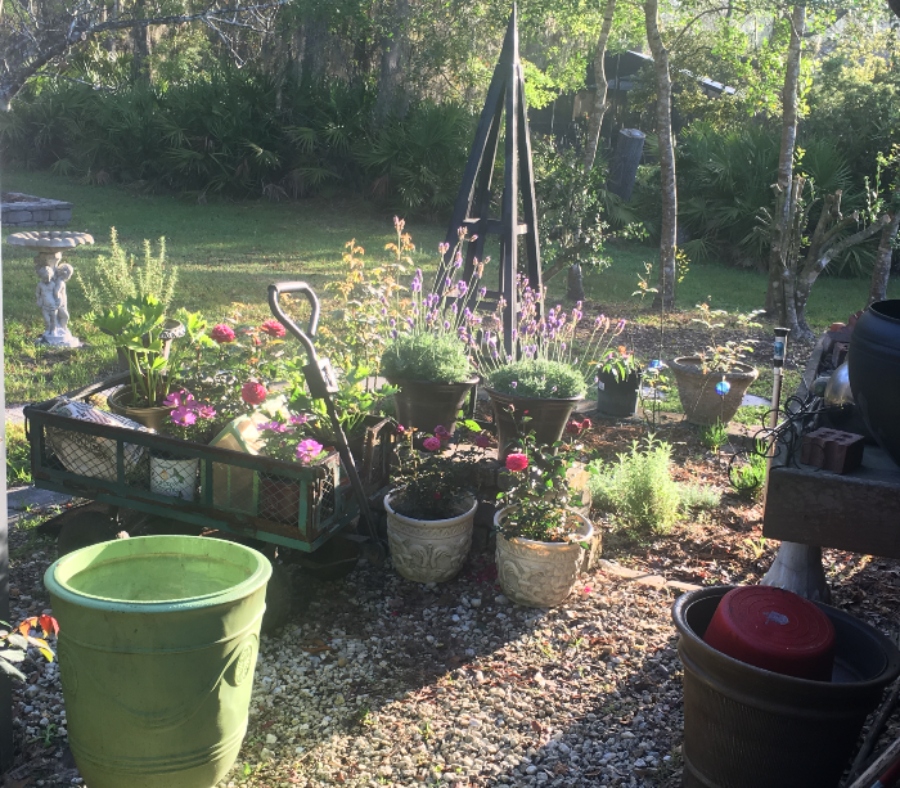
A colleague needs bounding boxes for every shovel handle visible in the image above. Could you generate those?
[268,281,320,361]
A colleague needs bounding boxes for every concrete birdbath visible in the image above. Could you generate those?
[6,230,94,348]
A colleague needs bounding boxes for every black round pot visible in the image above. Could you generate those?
[848,300,900,467]
[596,369,640,418]
[672,585,900,788]
[484,387,582,461]
[389,377,478,435]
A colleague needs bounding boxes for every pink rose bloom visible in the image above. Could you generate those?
[422,436,442,452]
[296,439,324,465]
[241,380,268,405]
[211,324,236,343]
[260,319,286,338]
[434,425,450,438]
[505,453,529,472]
[565,419,582,435]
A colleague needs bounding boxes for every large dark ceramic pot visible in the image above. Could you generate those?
[848,300,900,466]
[389,377,478,434]
[484,388,583,461]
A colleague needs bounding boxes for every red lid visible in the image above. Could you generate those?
[703,586,835,681]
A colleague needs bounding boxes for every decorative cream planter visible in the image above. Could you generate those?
[385,493,477,583]
[494,507,593,608]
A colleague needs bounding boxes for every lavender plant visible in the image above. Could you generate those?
[469,278,626,399]
[379,227,485,384]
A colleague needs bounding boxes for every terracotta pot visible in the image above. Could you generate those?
[107,387,176,431]
[494,506,593,608]
[384,492,477,583]
[484,388,583,461]
[596,369,641,418]
[669,357,758,426]
[389,377,478,434]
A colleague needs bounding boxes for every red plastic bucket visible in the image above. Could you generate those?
[703,586,835,680]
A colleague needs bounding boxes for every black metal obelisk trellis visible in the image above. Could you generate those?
[439,5,541,357]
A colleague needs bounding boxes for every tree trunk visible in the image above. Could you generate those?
[131,0,153,83]
[373,0,410,123]
[582,0,618,173]
[868,211,900,305]
[644,0,677,311]
[766,3,806,314]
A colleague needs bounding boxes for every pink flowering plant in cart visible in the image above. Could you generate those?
[172,310,296,423]
[256,412,328,465]
[159,389,218,443]
[388,420,484,520]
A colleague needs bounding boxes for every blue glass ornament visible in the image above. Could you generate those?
[715,380,731,397]
[649,359,663,370]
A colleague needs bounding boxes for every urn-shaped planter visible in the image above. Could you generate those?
[389,377,478,434]
[669,357,758,426]
[848,300,900,467]
[43,535,271,788]
[493,507,593,608]
[484,388,584,461]
[384,492,477,583]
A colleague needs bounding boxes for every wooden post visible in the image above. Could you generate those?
[440,4,542,358]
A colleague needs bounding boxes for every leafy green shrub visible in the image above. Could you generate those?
[357,101,474,214]
[729,443,768,500]
[78,227,177,313]
[679,482,722,512]
[699,420,728,453]
[485,359,587,399]
[380,333,472,384]
[588,435,682,534]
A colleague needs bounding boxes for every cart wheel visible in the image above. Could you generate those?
[55,506,122,556]
[261,560,295,634]
[293,535,362,582]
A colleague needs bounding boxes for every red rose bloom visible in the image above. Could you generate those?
[241,380,268,405]
[260,319,286,338]
[505,453,528,472]
[210,324,236,343]
[422,436,442,452]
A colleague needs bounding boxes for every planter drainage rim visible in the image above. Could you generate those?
[44,535,272,614]
[384,492,477,525]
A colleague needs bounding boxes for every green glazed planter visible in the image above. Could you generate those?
[44,535,271,788]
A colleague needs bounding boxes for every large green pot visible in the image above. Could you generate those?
[44,535,271,788]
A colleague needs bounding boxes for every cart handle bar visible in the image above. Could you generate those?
[268,281,320,363]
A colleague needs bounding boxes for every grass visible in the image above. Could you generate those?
[3,169,893,406]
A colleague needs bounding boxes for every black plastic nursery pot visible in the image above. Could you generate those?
[672,586,900,788]
[595,370,640,418]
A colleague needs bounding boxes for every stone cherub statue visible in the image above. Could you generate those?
[36,263,76,344]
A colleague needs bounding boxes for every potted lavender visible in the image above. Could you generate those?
[472,281,626,459]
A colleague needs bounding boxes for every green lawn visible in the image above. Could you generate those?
[3,169,895,406]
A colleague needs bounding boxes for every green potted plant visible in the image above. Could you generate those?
[669,303,761,426]
[596,345,643,418]
[93,294,177,429]
[379,242,482,433]
[474,282,626,459]
[384,421,483,583]
[493,430,594,608]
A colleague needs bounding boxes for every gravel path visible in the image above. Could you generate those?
[8,517,688,788]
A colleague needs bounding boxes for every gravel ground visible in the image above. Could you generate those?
[8,516,688,788]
